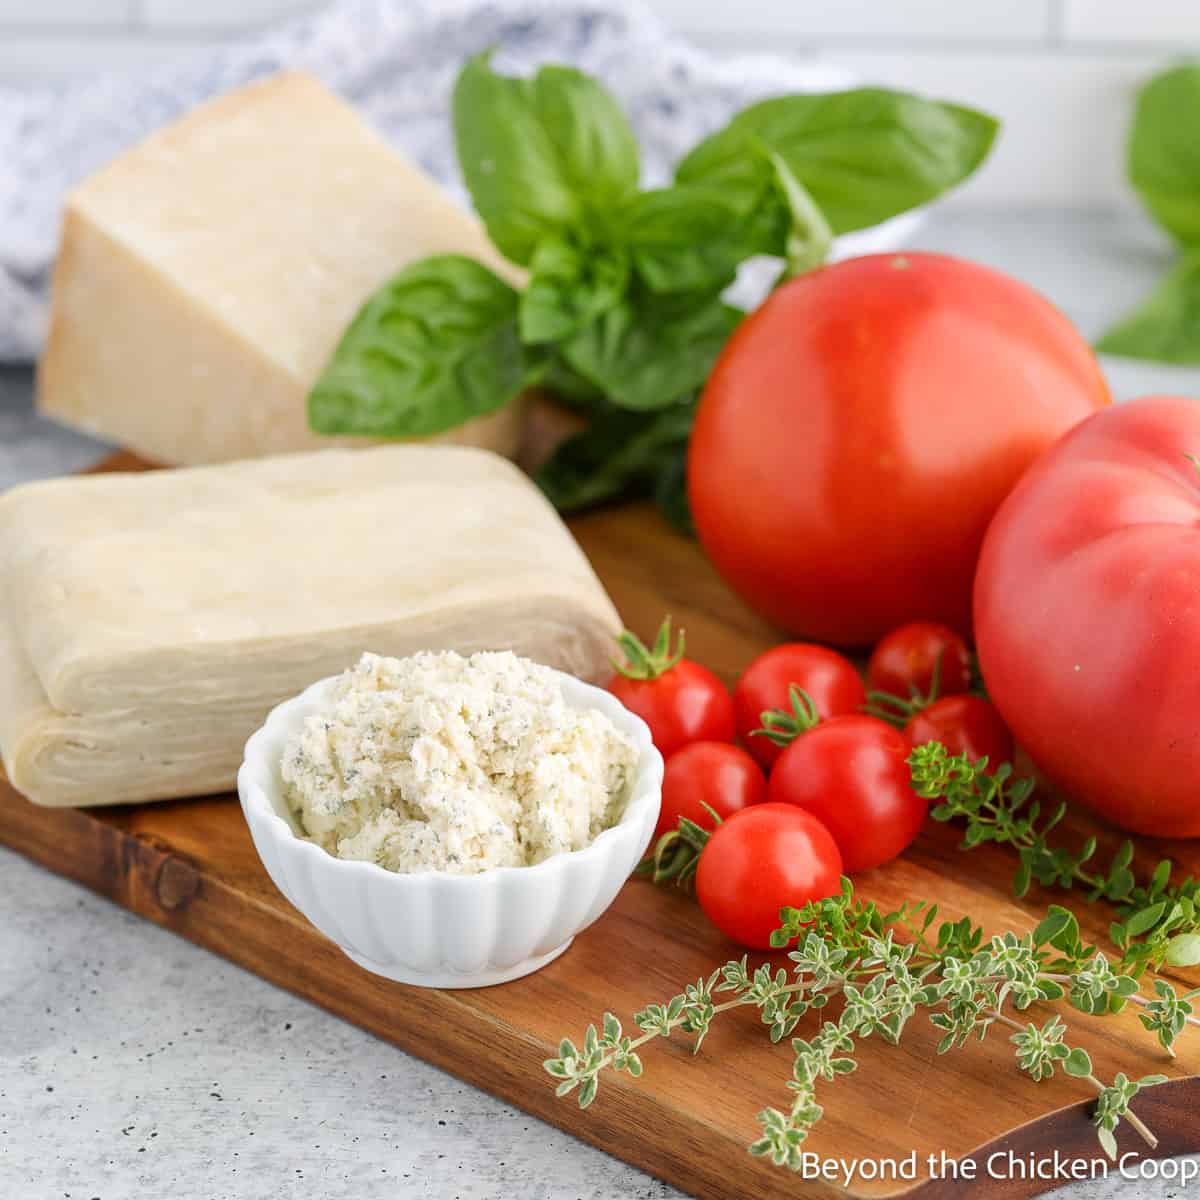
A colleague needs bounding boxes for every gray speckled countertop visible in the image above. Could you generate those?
[2,210,1199,1200]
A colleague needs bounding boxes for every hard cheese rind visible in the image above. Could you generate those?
[38,71,526,464]
[0,446,621,807]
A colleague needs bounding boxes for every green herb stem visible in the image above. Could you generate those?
[1084,1074,1158,1148]
[547,880,1189,1171]
[908,742,1200,976]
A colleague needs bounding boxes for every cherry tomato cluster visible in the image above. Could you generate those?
[609,618,1015,951]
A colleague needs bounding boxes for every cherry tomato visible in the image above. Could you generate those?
[695,803,843,950]
[689,252,1110,645]
[767,715,925,873]
[976,396,1200,837]
[733,643,865,769]
[654,741,766,841]
[607,617,735,759]
[867,621,973,700]
[905,695,1014,771]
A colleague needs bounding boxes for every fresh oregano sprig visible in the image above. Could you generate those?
[547,879,1190,1169]
[908,741,1200,976]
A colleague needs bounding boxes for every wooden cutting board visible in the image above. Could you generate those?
[2,451,1198,1200]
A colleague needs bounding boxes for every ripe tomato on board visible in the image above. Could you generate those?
[654,741,766,841]
[607,617,735,760]
[905,695,1013,773]
[867,621,973,701]
[695,803,843,950]
[733,643,865,769]
[766,715,925,873]
[688,252,1110,645]
[975,396,1200,838]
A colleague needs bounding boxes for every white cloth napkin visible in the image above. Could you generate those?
[0,0,911,364]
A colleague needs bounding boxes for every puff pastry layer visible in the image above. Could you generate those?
[0,446,620,807]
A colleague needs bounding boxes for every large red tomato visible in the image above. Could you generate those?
[975,396,1200,838]
[688,253,1109,645]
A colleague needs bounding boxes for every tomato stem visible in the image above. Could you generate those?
[862,650,947,726]
[752,685,822,747]
[637,808,719,887]
[611,615,686,681]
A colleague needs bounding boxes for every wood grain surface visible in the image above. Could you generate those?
[2,451,1198,1200]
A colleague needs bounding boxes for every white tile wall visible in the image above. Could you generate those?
[2,0,1199,208]
[648,0,1051,40]
[139,0,322,30]
[0,0,133,25]
[1063,0,1200,44]
[0,33,225,81]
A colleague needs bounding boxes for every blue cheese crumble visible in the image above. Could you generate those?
[280,650,637,874]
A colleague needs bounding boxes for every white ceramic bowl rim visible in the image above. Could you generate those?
[238,668,661,888]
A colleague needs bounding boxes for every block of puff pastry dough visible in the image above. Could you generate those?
[0,446,621,807]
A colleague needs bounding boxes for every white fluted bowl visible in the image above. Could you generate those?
[237,669,662,989]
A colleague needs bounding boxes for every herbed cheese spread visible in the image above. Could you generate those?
[280,650,638,874]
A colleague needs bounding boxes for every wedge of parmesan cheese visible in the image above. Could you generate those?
[0,445,620,808]
[38,72,525,465]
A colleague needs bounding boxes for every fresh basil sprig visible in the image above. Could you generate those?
[452,54,640,263]
[1127,64,1200,247]
[308,255,542,437]
[560,288,743,412]
[520,237,629,344]
[1098,64,1200,363]
[620,184,757,294]
[535,398,695,522]
[675,86,998,243]
[1096,252,1200,364]
[309,55,998,521]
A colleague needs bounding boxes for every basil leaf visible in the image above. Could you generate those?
[536,398,695,512]
[676,87,998,237]
[653,443,694,534]
[532,65,640,203]
[562,289,743,411]
[622,184,773,293]
[1095,252,1200,364]
[768,150,833,279]
[453,54,639,264]
[520,237,630,344]
[308,255,542,437]
[453,56,578,264]
[1129,65,1200,246]
[540,352,609,412]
